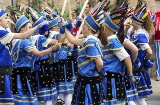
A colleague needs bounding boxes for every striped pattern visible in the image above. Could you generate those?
[154,41,160,78]
[148,10,156,22]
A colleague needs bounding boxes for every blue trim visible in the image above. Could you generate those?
[33,16,46,27]
[105,14,119,32]
[15,15,30,32]
[131,15,144,24]
[85,14,100,32]
[0,9,6,17]
[49,16,59,28]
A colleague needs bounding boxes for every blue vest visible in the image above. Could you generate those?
[78,35,103,77]
[130,29,149,66]
[101,37,126,74]
[12,39,35,68]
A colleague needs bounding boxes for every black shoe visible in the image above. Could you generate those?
[156,78,160,81]
[57,98,64,104]
[55,102,63,105]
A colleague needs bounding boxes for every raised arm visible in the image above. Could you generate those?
[13,21,49,39]
[31,43,60,57]
[65,28,83,46]
[58,34,67,43]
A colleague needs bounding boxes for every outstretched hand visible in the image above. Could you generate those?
[40,21,50,27]
[53,42,61,50]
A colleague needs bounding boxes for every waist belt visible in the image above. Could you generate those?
[104,72,123,78]
[133,66,147,72]
[0,66,12,74]
[77,73,102,84]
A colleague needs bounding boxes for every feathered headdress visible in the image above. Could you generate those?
[26,6,50,35]
[85,0,111,32]
[148,10,156,23]
[131,0,148,25]
[26,6,44,26]
[7,6,24,24]
[42,6,59,20]
[7,6,30,32]
[103,0,133,32]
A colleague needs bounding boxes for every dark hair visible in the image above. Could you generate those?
[45,29,50,38]
[87,3,92,8]
[117,24,124,44]
[19,21,31,33]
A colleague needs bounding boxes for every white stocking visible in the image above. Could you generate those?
[64,94,72,105]
[128,101,137,105]
[44,100,52,105]
[135,98,147,105]
[52,98,57,105]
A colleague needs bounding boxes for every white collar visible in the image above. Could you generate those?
[107,34,117,40]
[134,29,149,39]
[49,31,59,35]
[84,35,98,42]
[0,27,6,30]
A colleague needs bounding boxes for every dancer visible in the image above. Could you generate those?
[97,1,135,105]
[11,15,60,105]
[129,1,154,104]
[0,8,48,104]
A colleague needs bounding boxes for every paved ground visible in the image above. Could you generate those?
[147,79,160,105]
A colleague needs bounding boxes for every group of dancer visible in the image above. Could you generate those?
[0,0,154,105]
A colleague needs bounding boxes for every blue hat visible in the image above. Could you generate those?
[53,11,58,17]
[27,7,45,26]
[85,14,100,32]
[33,16,46,27]
[0,9,7,19]
[49,16,59,28]
[131,1,148,25]
[27,7,49,35]
[40,12,46,17]
[104,13,119,32]
[15,15,30,32]
[131,14,144,25]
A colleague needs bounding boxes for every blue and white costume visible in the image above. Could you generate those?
[12,38,39,105]
[130,29,153,96]
[100,35,129,105]
[31,35,58,101]
[72,35,104,105]
[0,27,14,104]
[49,31,76,95]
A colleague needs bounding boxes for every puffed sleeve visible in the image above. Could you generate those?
[39,36,51,47]
[136,34,148,44]
[23,39,36,52]
[0,30,14,45]
[108,38,129,61]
